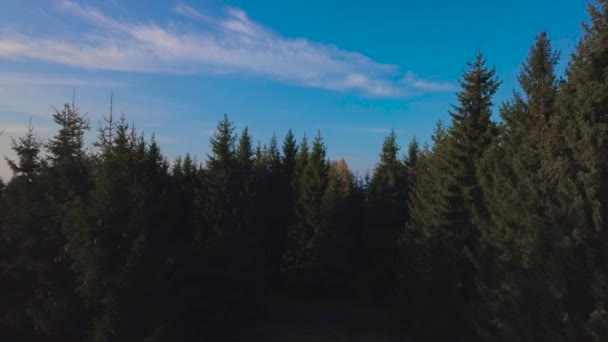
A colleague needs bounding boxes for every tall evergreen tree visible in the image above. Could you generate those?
[366,129,408,292]
[282,129,298,182]
[285,133,329,285]
[318,158,359,291]
[75,117,140,340]
[201,114,238,245]
[197,115,263,338]
[0,123,59,340]
[235,126,256,232]
[402,53,500,340]
[479,31,565,341]
[41,102,92,340]
[4,5,608,339]
[404,137,420,178]
[544,2,608,340]
[259,135,287,289]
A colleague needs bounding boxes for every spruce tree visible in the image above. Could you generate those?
[479,31,565,341]
[366,129,408,292]
[282,129,298,182]
[261,135,287,289]
[0,123,57,340]
[43,102,92,340]
[201,114,238,245]
[318,158,358,291]
[404,137,420,178]
[198,115,262,337]
[285,132,329,285]
[76,116,143,340]
[402,53,500,340]
[235,126,256,232]
[545,2,608,339]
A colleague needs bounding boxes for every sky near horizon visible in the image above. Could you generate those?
[0,0,589,179]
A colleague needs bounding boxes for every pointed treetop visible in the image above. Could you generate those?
[379,129,400,166]
[453,51,501,118]
[449,51,500,144]
[405,137,420,170]
[208,114,236,168]
[267,134,281,169]
[6,120,43,178]
[236,126,254,169]
[518,31,559,120]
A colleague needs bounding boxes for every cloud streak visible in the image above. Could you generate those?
[0,1,454,98]
[0,71,128,88]
[403,72,456,92]
[172,3,212,21]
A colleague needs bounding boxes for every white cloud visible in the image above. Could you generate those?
[0,71,126,118]
[0,71,128,88]
[318,125,400,135]
[1,123,52,135]
[0,1,453,98]
[356,128,392,134]
[403,72,455,92]
[173,3,211,21]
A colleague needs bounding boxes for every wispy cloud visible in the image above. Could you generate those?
[172,3,211,21]
[356,128,393,134]
[0,71,128,88]
[403,72,455,92]
[316,125,400,135]
[0,123,52,135]
[0,1,453,98]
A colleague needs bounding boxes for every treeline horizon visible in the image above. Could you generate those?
[2,1,608,341]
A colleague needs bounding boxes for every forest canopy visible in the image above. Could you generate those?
[2,1,608,341]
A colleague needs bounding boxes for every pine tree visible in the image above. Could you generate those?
[170,153,198,243]
[5,121,44,180]
[236,127,255,180]
[197,115,263,337]
[402,53,500,340]
[0,123,57,340]
[479,31,566,341]
[42,102,92,340]
[318,158,358,291]
[282,129,298,182]
[76,116,142,340]
[281,130,299,218]
[285,132,329,284]
[201,114,238,245]
[46,103,92,199]
[545,2,608,340]
[404,137,420,218]
[404,137,420,178]
[260,135,287,289]
[295,134,309,180]
[366,129,408,292]
[397,121,456,338]
[235,127,256,232]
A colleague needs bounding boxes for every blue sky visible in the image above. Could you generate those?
[0,0,589,179]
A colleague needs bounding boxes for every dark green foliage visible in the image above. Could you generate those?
[257,135,287,289]
[4,5,608,340]
[0,104,94,341]
[201,114,238,245]
[400,52,501,341]
[285,133,330,278]
[0,123,63,341]
[365,129,408,293]
[317,158,361,291]
[547,2,608,340]
[478,31,567,341]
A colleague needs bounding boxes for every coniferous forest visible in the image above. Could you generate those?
[2,2,608,341]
